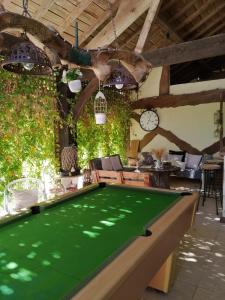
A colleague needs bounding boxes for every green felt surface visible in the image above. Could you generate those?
[0,185,180,299]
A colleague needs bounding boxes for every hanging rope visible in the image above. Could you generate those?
[107,0,119,50]
[22,0,31,17]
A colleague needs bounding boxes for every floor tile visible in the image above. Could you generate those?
[144,182,225,300]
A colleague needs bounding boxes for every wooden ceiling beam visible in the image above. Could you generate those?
[120,28,142,50]
[176,0,212,32]
[120,15,181,52]
[160,0,177,13]
[143,33,225,67]
[206,22,225,37]
[135,0,162,53]
[168,0,196,24]
[58,0,93,35]
[183,1,225,39]
[80,0,119,48]
[86,0,154,49]
[34,0,55,20]
[158,17,213,82]
[131,89,225,109]
[0,0,12,7]
[192,12,225,39]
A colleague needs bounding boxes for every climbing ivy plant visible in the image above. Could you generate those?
[0,67,59,203]
[0,64,133,204]
[69,89,132,169]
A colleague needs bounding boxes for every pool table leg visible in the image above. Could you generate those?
[148,253,175,293]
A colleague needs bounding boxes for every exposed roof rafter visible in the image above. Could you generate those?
[80,0,120,48]
[135,0,162,53]
[86,0,154,49]
[34,0,55,20]
[58,0,93,35]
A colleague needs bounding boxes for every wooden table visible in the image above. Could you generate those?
[140,166,180,189]
[205,159,224,165]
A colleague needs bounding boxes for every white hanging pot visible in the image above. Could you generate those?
[95,113,106,125]
[68,79,82,93]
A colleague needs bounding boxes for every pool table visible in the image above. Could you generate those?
[0,183,197,300]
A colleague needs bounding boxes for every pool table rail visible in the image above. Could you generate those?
[71,191,198,300]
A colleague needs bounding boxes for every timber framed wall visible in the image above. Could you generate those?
[131,67,225,154]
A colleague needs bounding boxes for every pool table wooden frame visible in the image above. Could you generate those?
[69,184,198,300]
[1,184,197,300]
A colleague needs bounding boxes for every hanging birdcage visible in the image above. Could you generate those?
[94,91,107,125]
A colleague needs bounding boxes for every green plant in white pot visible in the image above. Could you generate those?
[62,69,82,93]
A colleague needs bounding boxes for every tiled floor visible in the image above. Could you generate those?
[144,195,225,300]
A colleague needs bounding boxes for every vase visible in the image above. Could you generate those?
[61,145,77,173]
[155,159,162,169]
[68,79,81,93]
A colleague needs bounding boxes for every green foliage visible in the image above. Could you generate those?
[61,69,82,83]
[73,89,132,169]
[0,68,59,203]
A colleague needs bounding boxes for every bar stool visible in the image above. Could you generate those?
[201,164,223,215]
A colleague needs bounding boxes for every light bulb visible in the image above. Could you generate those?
[115,83,123,89]
[23,63,34,71]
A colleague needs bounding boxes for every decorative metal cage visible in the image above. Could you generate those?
[2,41,52,75]
[94,91,107,114]
[94,91,107,125]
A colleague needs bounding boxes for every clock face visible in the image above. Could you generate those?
[139,110,159,131]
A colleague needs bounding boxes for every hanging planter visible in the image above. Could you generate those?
[94,91,107,125]
[68,79,81,93]
[61,69,82,93]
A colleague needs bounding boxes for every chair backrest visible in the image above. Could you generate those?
[90,154,123,171]
[89,158,102,170]
[4,178,47,214]
[109,154,123,171]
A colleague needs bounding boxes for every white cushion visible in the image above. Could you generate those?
[185,153,202,169]
[12,189,38,210]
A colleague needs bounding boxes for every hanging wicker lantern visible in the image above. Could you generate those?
[94,91,107,125]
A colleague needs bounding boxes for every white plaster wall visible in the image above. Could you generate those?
[131,68,225,153]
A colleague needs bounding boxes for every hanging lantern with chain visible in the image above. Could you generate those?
[103,0,138,90]
[2,0,52,76]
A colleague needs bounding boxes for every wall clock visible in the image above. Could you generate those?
[139,109,159,131]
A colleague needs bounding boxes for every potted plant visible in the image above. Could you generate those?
[61,68,82,93]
